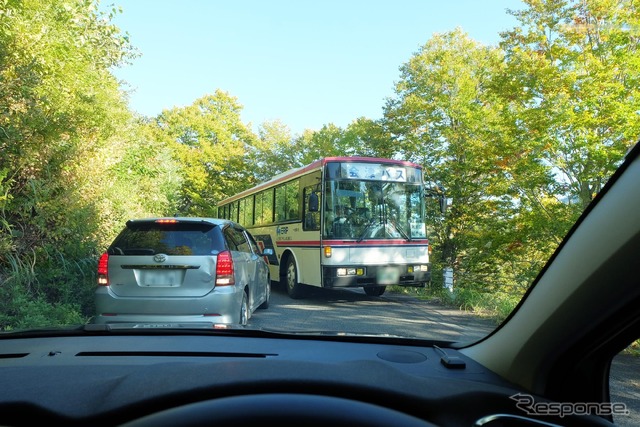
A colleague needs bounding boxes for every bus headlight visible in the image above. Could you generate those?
[337,268,365,277]
[408,265,429,273]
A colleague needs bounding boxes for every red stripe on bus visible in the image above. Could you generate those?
[277,239,429,246]
[323,240,429,246]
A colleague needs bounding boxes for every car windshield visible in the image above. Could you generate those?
[1,0,638,350]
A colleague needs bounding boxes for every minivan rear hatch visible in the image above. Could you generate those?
[106,219,224,297]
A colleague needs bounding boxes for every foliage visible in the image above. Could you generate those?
[381,0,640,309]
[243,117,393,181]
[499,0,640,211]
[93,118,183,244]
[247,120,299,182]
[382,28,534,298]
[626,340,640,357]
[0,294,85,330]
[341,118,395,158]
[0,249,89,329]
[150,91,257,216]
[0,0,146,329]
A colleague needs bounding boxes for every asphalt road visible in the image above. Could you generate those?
[610,354,640,426]
[249,284,639,426]
[249,284,496,342]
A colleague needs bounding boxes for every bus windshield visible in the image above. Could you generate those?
[323,163,427,241]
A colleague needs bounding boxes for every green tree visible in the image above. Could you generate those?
[293,123,347,164]
[93,118,183,242]
[479,0,640,302]
[384,1,640,310]
[245,123,348,174]
[247,120,298,182]
[498,0,640,211]
[152,91,258,215]
[383,29,526,294]
[245,117,392,182]
[287,119,391,165]
[341,117,395,158]
[0,0,136,326]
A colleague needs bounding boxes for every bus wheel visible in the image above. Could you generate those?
[364,286,386,297]
[284,258,305,299]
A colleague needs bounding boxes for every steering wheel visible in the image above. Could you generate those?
[121,393,437,427]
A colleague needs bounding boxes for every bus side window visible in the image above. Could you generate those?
[303,186,321,231]
[305,212,317,229]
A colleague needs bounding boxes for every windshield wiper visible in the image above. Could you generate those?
[389,220,412,242]
[357,218,412,242]
[357,218,381,242]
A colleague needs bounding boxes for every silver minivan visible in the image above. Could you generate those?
[92,217,272,326]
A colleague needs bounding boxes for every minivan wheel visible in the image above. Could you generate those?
[239,292,249,326]
[259,279,270,309]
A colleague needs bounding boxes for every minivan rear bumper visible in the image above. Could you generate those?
[93,285,244,325]
[90,313,238,325]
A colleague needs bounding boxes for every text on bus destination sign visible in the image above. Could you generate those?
[344,164,407,182]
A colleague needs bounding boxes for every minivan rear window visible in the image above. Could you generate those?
[107,221,224,256]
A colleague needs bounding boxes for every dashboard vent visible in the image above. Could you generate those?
[0,353,29,359]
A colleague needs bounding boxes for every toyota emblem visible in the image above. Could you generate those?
[154,253,167,263]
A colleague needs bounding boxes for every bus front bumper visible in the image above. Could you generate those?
[322,264,431,288]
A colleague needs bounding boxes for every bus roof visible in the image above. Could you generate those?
[216,156,423,205]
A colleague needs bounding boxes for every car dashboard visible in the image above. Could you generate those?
[0,328,616,427]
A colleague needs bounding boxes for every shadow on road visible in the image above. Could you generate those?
[257,283,497,343]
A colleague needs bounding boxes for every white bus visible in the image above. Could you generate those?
[217,157,442,298]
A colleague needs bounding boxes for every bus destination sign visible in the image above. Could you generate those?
[342,163,407,182]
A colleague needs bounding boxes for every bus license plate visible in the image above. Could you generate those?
[377,267,400,285]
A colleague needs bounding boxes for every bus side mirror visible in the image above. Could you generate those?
[439,195,447,215]
[425,183,446,215]
[309,192,319,212]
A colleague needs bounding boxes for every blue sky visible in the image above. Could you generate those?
[108,0,521,135]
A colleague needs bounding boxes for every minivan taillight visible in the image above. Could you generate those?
[215,250,235,286]
[97,252,109,286]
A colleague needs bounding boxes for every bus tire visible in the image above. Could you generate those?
[364,286,386,297]
[284,257,305,299]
